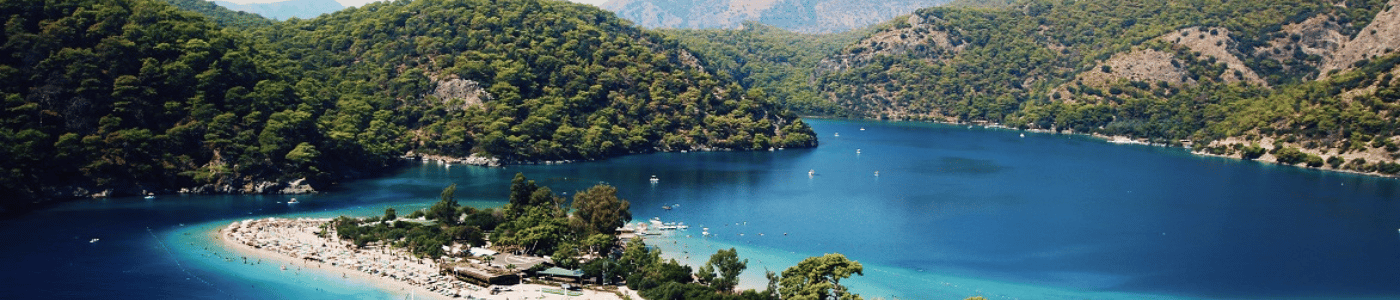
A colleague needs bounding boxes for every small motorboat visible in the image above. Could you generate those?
[649,175,659,183]
[144,195,155,200]
[808,169,815,177]
[89,238,99,243]
[288,198,299,204]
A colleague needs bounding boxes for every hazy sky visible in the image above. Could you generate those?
[216,0,608,8]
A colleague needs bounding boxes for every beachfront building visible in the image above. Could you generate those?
[537,267,585,283]
[442,263,520,285]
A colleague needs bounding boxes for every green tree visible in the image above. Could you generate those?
[1274,147,1308,165]
[428,184,460,225]
[697,248,748,293]
[384,207,397,221]
[571,184,632,235]
[779,253,865,300]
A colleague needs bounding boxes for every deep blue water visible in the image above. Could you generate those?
[2,119,1399,299]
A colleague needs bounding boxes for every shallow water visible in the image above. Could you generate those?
[2,119,1399,299]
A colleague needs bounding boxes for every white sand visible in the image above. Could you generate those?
[216,217,630,300]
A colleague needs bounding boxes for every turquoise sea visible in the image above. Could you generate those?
[3,119,1399,299]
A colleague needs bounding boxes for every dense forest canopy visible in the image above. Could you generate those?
[0,0,347,206]
[248,0,816,161]
[0,0,817,212]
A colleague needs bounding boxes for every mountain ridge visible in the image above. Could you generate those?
[601,0,950,33]
[214,0,344,20]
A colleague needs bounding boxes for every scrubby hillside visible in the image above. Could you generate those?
[803,0,1400,175]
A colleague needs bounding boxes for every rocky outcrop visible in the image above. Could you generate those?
[1254,13,1346,73]
[1320,0,1400,77]
[431,79,492,111]
[1163,27,1268,86]
[279,178,316,194]
[179,178,317,195]
[405,152,503,167]
[817,14,964,75]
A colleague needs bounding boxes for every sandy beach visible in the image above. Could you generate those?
[216,217,630,300]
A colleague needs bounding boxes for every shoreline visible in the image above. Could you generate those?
[810,116,1400,180]
[216,218,462,300]
[214,217,630,300]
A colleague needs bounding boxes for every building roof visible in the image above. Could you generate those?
[538,267,583,278]
[469,247,498,256]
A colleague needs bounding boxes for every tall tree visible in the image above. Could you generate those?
[507,172,539,217]
[570,184,632,235]
[779,253,864,300]
[697,247,748,293]
[428,184,460,225]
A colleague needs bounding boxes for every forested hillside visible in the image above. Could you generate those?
[0,0,816,212]
[247,0,816,160]
[0,0,357,207]
[682,0,1400,175]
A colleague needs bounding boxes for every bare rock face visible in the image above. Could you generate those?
[278,178,317,194]
[431,79,492,111]
[1164,27,1267,86]
[1320,0,1400,77]
[817,14,964,75]
[1254,13,1346,72]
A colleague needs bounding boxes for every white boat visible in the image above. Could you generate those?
[1020,133,1025,138]
[856,149,861,154]
[89,238,99,243]
[144,195,155,200]
[288,198,299,204]
[874,171,880,176]
[834,132,839,137]
[808,169,815,177]
[649,175,659,183]
[860,127,865,131]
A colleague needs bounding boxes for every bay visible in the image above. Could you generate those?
[2,119,1398,299]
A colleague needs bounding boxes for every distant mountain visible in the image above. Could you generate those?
[214,0,343,20]
[802,0,1400,175]
[600,0,949,33]
[161,0,274,29]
